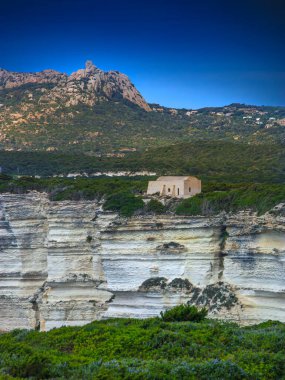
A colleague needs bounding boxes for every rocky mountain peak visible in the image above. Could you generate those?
[85,60,97,73]
[0,61,151,111]
[0,67,66,89]
[44,61,151,111]
[69,59,99,80]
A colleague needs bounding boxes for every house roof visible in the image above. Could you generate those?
[156,176,197,181]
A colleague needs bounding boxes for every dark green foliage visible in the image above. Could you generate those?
[0,176,148,201]
[0,174,13,181]
[6,351,54,379]
[0,176,284,216]
[0,176,149,216]
[103,192,144,216]
[219,226,229,250]
[146,199,165,213]
[0,140,284,184]
[160,304,208,322]
[138,141,285,183]
[0,317,284,379]
[176,183,285,215]
[169,278,192,290]
[140,277,168,290]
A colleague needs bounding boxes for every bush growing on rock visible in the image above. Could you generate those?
[146,199,166,214]
[176,184,285,216]
[160,304,208,322]
[103,192,144,216]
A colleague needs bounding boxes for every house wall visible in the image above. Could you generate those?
[147,178,202,198]
[147,180,185,198]
[147,181,163,195]
[184,178,202,197]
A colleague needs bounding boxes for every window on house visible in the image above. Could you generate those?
[177,188,179,195]
[168,188,171,192]
[189,187,191,192]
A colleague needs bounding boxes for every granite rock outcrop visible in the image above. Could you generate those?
[0,61,150,111]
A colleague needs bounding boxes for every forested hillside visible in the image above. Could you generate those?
[1,64,285,154]
[0,141,283,183]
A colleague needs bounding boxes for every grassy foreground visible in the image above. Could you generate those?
[0,318,284,379]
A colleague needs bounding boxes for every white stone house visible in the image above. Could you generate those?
[147,176,201,199]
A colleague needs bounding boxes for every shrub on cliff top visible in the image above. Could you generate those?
[146,199,166,214]
[160,304,208,322]
[176,184,285,216]
[103,192,144,216]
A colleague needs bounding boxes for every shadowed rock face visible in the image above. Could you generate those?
[0,68,66,89]
[138,278,239,313]
[0,61,151,111]
[0,192,284,331]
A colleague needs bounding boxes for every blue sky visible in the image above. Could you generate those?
[1,0,284,108]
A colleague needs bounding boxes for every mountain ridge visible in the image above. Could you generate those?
[0,60,151,111]
[0,60,284,154]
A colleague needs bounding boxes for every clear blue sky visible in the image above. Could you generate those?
[1,0,284,108]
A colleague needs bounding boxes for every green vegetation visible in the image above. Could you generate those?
[0,141,284,183]
[160,304,208,322]
[145,199,166,214]
[1,84,285,155]
[0,176,148,202]
[0,316,284,379]
[138,141,285,183]
[176,183,285,216]
[0,176,284,216]
[103,192,144,217]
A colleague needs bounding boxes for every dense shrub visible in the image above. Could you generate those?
[146,199,166,214]
[0,140,284,183]
[0,176,148,202]
[6,352,54,379]
[176,184,285,216]
[103,192,144,216]
[0,316,284,379]
[160,304,208,322]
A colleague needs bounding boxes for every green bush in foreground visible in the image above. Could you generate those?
[0,317,284,379]
[160,304,208,322]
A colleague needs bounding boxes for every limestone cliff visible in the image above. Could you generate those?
[0,192,284,331]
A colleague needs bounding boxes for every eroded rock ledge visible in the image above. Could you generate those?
[0,192,284,331]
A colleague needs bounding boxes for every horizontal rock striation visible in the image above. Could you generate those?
[0,192,284,331]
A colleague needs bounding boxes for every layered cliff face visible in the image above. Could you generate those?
[0,192,284,331]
